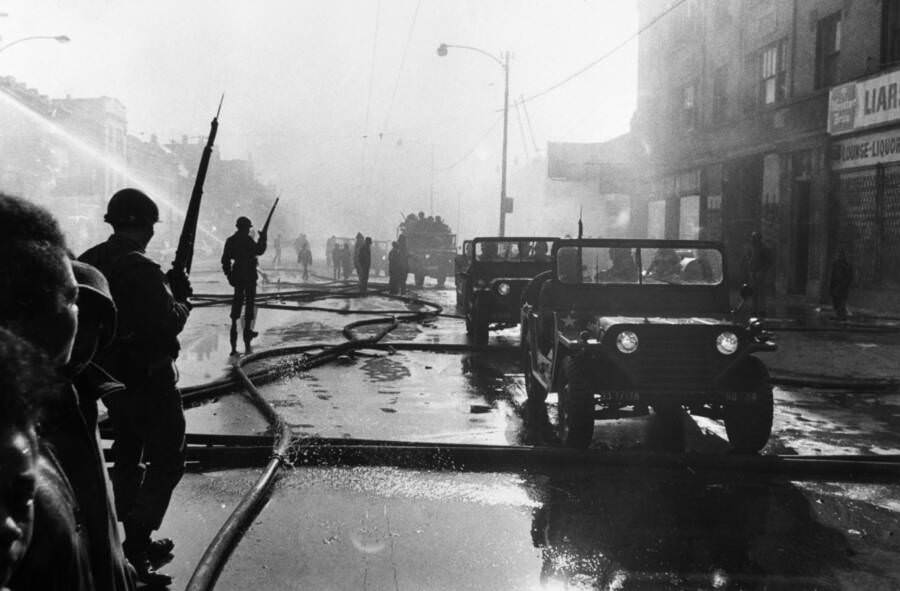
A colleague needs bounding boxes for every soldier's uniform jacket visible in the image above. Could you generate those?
[221,232,267,283]
[80,234,189,373]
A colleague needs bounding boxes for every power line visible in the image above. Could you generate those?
[520,0,688,105]
[359,0,383,195]
[437,114,503,172]
[381,0,424,133]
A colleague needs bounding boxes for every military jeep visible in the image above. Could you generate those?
[455,237,556,345]
[520,239,776,452]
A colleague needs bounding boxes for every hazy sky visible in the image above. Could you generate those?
[0,0,638,237]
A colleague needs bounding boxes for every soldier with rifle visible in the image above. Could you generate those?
[79,98,222,585]
[221,198,278,355]
[79,188,191,586]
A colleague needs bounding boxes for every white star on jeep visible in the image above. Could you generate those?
[561,312,577,328]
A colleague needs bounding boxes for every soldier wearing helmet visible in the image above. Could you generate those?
[79,187,190,585]
[221,215,267,355]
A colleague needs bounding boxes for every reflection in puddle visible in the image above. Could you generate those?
[360,355,412,383]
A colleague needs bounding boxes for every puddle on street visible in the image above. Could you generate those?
[257,350,522,444]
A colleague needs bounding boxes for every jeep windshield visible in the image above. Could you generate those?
[475,239,555,262]
[556,245,723,285]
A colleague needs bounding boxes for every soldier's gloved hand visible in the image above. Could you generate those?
[166,267,193,302]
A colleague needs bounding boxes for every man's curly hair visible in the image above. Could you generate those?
[0,327,61,435]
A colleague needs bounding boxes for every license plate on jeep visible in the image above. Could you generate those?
[723,392,758,403]
[598,392,640,403]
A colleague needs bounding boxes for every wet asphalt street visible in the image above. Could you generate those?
[150,267,900,590]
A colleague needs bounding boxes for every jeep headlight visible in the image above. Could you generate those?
[716,331,739,355]
[616,331,639,354]
[496,282,510,296]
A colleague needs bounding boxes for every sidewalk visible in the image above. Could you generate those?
[758,298,900,388]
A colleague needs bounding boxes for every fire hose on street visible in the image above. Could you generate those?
[99,287,900,591]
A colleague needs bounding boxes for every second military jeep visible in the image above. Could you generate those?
[455,237,556,345]
[520,238,776,452]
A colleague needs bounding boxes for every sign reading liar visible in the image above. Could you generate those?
[828,69,900,136]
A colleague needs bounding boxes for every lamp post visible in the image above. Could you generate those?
[437,43,510,236]
[0,35,70,54]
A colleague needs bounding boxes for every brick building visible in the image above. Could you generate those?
[633,0,899,310]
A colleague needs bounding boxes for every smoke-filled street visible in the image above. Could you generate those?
[4,2,900,590]
[136,267,900,590]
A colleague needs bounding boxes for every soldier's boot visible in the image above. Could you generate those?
[229,321,239,356]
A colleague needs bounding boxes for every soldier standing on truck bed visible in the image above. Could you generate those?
[221,216,267,355]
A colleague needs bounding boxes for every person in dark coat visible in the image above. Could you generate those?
[830,249,853,321]
[358,236,372,293]
[397,234,410,294]
[746,231,774,317]
[388,241,401,294]
[80,188,190,584]
[299,243,313,281]
[341,243,353,280]
[221,216,268,355]
[0,328,94,591]
[332,243,342,280]
[0,193,136,589]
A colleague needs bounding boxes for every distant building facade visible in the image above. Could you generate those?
[633,0,899,310]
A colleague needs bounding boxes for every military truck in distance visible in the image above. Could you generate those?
[520,238,776,452]
[455,237,556,345]
[399,214,456,287]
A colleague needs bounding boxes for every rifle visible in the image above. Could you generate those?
[259,197,279,239]
[168,94,224,301]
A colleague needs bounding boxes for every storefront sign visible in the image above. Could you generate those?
[830,128,900,169]
[828,69,900,135]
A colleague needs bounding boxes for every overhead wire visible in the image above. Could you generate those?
[359,0,383,197]
[437,114,503,172]
[381,0,424,134]
[519,0,688,105]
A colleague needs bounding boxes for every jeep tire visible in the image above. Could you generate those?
[557,356,594,449]
[522,339,547,403]
[724,357,774,454]
[472,296,490,345]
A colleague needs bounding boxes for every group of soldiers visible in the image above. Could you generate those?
[0,188,189,590]
[400,211,450,236]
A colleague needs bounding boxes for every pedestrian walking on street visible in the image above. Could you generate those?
[331,243,342,280]
[746,232,774,317]
[221,215,268,355]
[80,188,191,585]
[358,236,372,293]
[388,241,401,294]
[341,243,353,280]
[299,243,312,281]
[353,232,365,277]
[272,233,283,267]
[397,234,410,294]
[830,249,854,321]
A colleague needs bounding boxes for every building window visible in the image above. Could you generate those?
[816,12,841,89]
[760,39,787,105]
[681,82,697,129]
[883,0,900,67]
[712,67,728,123]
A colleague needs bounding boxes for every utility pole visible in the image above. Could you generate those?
[499,51,509,237]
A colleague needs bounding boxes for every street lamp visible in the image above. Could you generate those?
[0,35,70,54]
[437,42,510,237]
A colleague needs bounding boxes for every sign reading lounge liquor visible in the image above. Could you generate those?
[828,69,900,136]
[830,128,900,170]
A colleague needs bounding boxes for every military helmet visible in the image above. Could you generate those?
[71,260,117,349]
[236,216,252,229]
[104,188,159,227]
